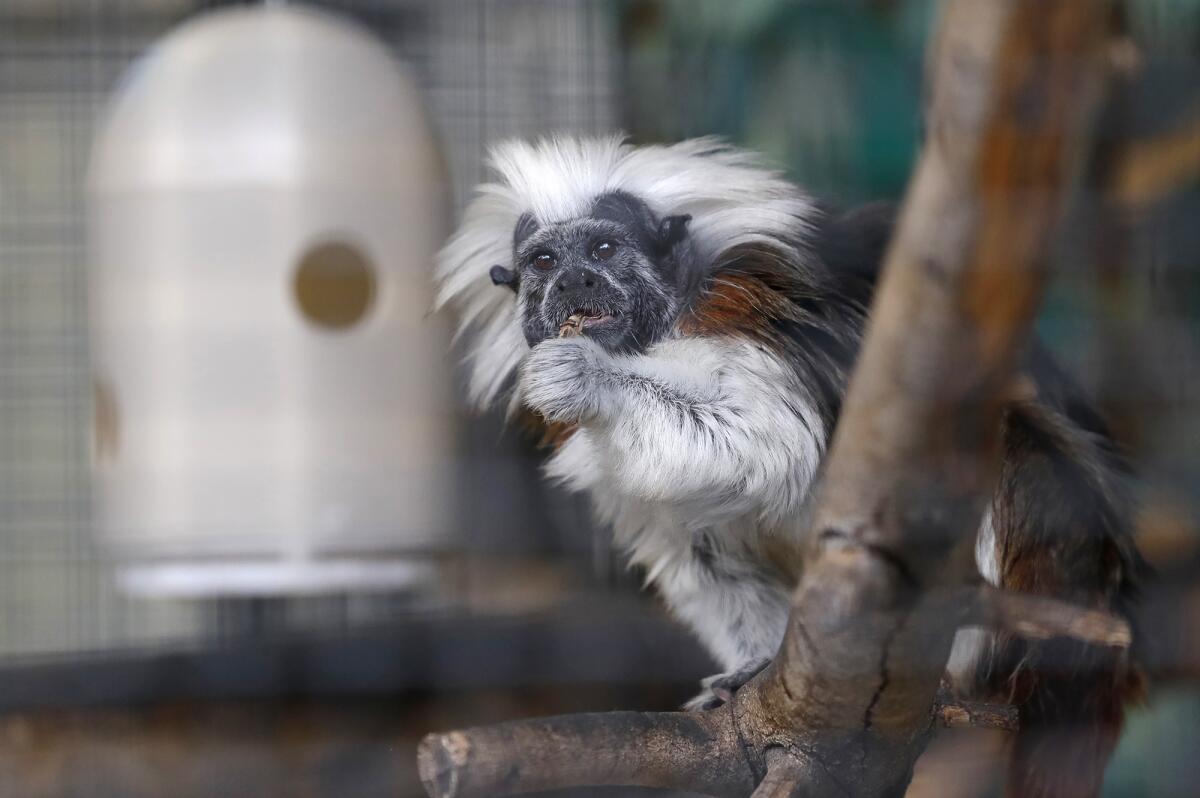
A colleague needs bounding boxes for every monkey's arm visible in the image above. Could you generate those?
[521,336,824,522]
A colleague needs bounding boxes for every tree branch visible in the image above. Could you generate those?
[1113,108,1200,206]
[970,586,1132,647]
[417,711,753,798]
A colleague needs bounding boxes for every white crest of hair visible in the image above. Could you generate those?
[434,134,818,409]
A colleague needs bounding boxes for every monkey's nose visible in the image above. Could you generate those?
[555,268,597,292]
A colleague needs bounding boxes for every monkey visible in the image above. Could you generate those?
[435,136,1144,798]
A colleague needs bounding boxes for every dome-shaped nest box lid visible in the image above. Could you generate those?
[86,4,454,597]
[89,5,441,193]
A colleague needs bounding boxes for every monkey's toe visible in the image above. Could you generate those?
[683,657,771,711]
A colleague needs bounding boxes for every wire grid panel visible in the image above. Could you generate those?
[0,0,616,660]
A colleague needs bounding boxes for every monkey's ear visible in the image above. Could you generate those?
[656,214,691,253]
[489,264,520,293]
[513,212,539,248]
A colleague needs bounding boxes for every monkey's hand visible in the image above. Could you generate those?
[519,337,612,424]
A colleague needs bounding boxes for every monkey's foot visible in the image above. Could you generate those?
[683,657,771,711]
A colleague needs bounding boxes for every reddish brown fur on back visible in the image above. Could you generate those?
[678,273,783,341]
[677,245,807,347]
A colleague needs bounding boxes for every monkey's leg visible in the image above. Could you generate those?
[641,537,793,712]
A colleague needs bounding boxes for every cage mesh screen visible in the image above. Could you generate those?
[2,0,1198,667]
[0,0,615,660]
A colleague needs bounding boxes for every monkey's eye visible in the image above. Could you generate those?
[591,240,618,262]
[529,251,557,271]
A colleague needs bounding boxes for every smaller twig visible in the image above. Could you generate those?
[748,750,849,798]
[969,586,1131,648]
[1112,109,1200,206]
[748,760,807,798]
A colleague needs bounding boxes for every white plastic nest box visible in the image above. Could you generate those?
[87,5,455,597]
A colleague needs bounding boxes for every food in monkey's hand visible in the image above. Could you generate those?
[558,313,584,338]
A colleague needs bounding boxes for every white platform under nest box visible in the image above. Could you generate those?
[87,6,455,597]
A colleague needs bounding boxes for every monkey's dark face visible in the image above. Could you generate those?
[515,219,665,352]
[496,192,692,354]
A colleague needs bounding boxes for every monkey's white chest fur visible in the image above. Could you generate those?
[541,336,827,670]
[533,333,1002,679]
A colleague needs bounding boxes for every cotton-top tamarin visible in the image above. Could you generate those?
[435,136,1143,798]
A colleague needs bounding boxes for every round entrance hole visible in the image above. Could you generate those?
[292,240,376,329]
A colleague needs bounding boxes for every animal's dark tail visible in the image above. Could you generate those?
[998,635,1143,798]
[987,394,1146,797]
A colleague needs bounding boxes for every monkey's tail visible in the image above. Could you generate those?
[988,401,1147,798]
[999,635,1144,798]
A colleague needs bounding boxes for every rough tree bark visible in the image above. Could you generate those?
[418,1,1123,796]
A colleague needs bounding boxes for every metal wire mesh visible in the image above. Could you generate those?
[0,0,616,660]
[2,0,1198,668]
